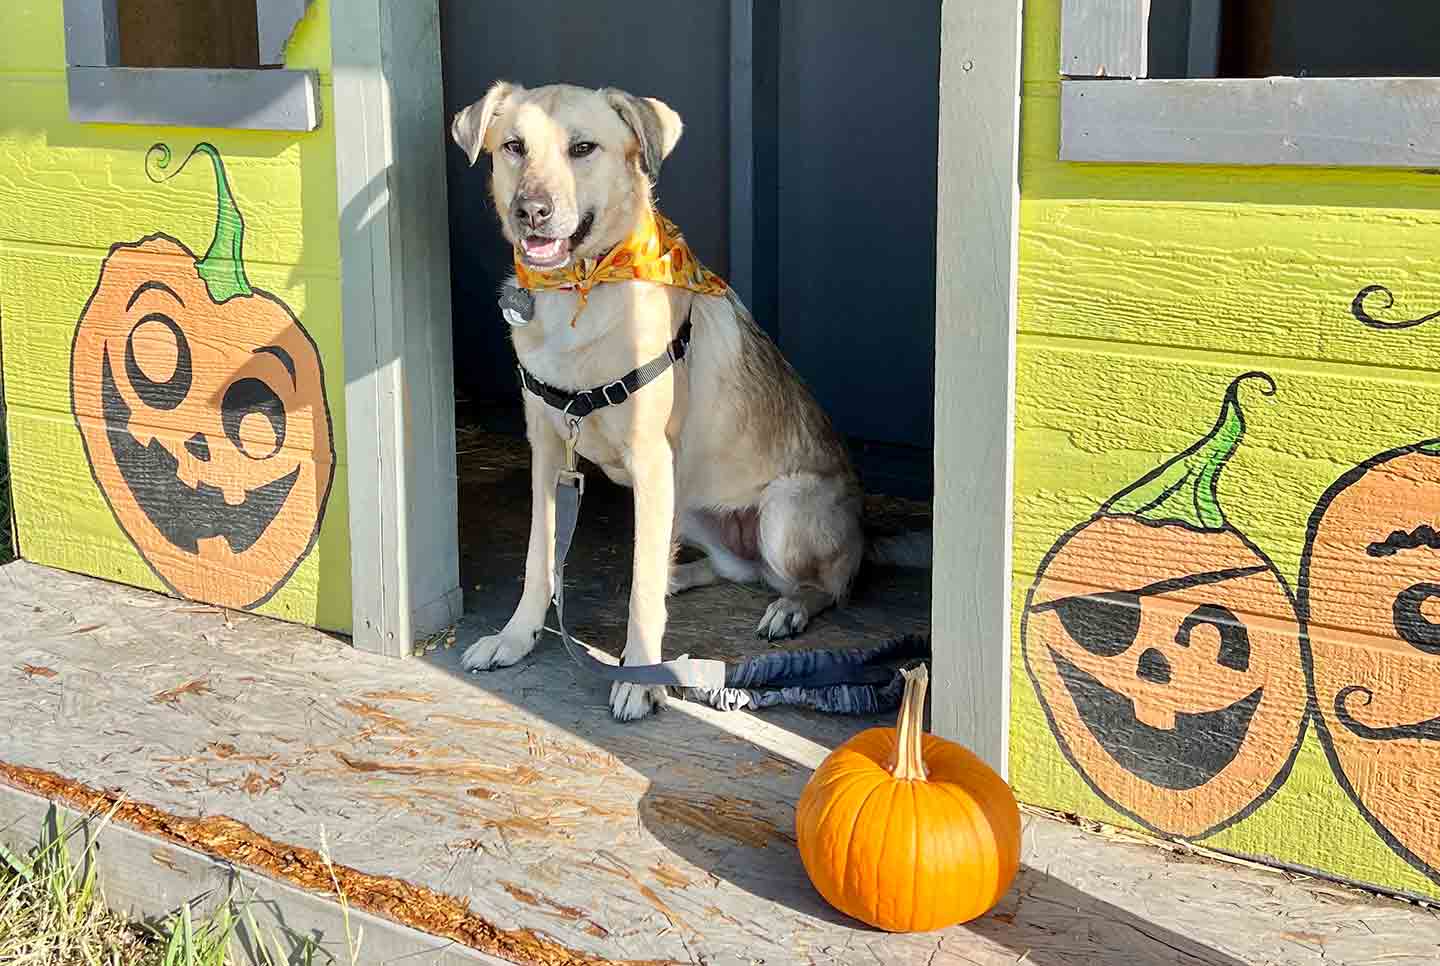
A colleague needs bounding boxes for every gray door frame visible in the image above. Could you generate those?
[329,0,1023,774]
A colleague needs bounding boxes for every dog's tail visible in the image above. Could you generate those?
[864,530,932,569]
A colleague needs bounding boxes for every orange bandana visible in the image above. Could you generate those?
[514,210,729,326]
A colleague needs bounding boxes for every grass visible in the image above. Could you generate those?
[0,807,362,966]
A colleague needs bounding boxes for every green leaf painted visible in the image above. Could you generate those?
[1102,372,1276,531]
[147,142,252,303]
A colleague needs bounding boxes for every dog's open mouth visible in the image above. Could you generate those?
[519,211,594,269]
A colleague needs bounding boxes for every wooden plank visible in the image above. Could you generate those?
[931,0,1023,775]
[1015,197,1440,375]
[0,783,510,965]
[257,0,310,66]
[728,0,755,309]
[62,0,120,66]
[331,0,460,656]
[1060,0,1150,78]
[5,558,1440,962]
[1060,77,1440,166]
[67,66,319,131]
[0,84,336,267]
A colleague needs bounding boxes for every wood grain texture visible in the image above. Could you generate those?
[931,0,1023,775]
[0,784,511,965]
[7,558,1440,965]
[0,1,348,630]
[1015,0,1440,901]
[1059,0,1150,78]
[0,78,338,268]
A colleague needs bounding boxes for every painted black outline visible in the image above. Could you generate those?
[1022,515,1309,841]
[1021,370,1306,841]
[1297,437,1440,888]
[1352,285,1440,331]
[70,232,338,612]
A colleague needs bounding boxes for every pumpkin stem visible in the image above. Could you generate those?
[145,142,253,303]
[889,664,930,782]
[1102,371,1275,531]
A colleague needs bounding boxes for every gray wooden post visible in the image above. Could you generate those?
[930,0,1024,776]
[331,0,462,656]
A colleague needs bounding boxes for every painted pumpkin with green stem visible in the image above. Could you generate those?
[1021,372,1307,840]
[796,664,1020,932]
[71,142,335,611]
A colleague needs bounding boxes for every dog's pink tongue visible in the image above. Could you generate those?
[523,236,565,260]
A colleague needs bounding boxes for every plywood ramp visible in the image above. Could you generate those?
[2,559,1437,965]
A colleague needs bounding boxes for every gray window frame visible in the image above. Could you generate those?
[63,0,320,132]
[1059,0,1440,167]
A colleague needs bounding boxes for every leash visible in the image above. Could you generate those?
[513,291,928,712]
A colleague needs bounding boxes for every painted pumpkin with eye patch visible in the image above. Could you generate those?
[1022,373,1307,840]
[70,143,334,611]
[1301,440,1440,884]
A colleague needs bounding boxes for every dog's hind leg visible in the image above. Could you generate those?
[753,473,863,641]
[670,508,765,595]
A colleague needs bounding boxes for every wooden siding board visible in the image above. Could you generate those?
[1059,0,1150,78]
[1061,78,1440,167]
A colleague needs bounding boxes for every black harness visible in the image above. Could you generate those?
[517,319,692,420]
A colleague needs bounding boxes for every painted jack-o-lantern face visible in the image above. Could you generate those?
[1302,440,1440,884]
[1023,374,1307,839]
[71,144,334,610]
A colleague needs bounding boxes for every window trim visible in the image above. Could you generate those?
[1058,0,1440,167]
[62,0,320,132]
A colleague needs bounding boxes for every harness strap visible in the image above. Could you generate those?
[519,320,692,420]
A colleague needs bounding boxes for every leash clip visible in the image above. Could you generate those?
[563,416,582,475]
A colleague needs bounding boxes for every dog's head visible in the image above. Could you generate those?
[451,82,683,271]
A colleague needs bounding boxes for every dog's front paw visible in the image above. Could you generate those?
[610,680,666,721]
[461,627,540,672]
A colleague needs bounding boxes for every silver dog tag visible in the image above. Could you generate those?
[499,282,535,327]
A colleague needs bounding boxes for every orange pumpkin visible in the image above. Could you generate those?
[1301,439,1440,885]
[795,665,1020,932]
[1022,373,1307,840]
[70,143,334,610]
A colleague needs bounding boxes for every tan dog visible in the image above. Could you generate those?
[451,82,925,720]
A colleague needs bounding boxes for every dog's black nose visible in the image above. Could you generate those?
[514,193,553,229]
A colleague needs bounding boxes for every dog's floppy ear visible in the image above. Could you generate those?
[604,90,683,180]
[452,81,519,166]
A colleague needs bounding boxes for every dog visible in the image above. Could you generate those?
[450,81,927,720]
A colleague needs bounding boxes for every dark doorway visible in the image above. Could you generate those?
[439,0,939,496]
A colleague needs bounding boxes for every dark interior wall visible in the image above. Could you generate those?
[776,0,939,449]
[439,1,730,406]
[117,0,259,68]
[1262,0,1440,76]
[1219,0,1440,77]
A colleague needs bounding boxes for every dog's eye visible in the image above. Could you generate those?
[502,139,525,157]
[569,141,598,158]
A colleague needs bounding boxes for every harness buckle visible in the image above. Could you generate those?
[601,380,629,406]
